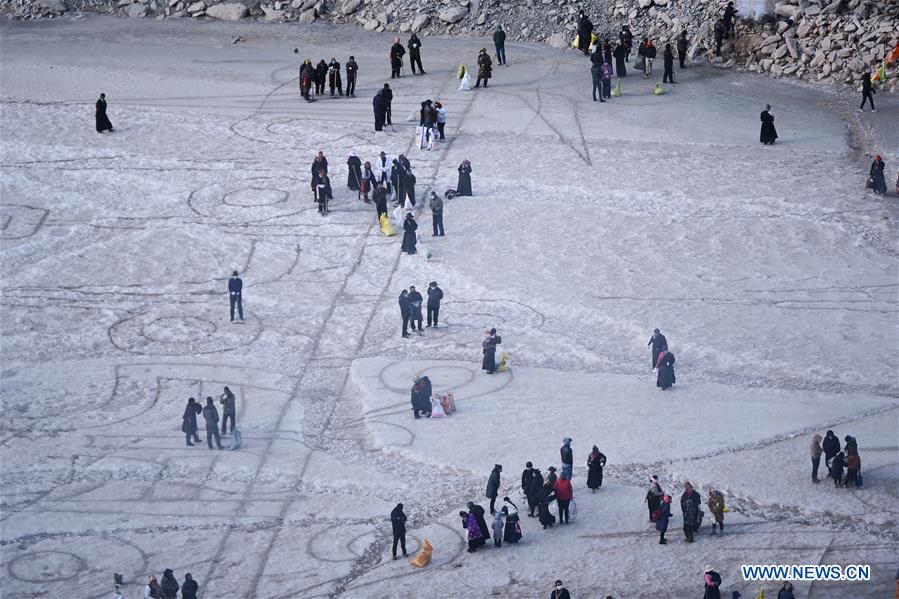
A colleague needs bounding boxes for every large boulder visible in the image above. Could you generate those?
[205,2,247,19]
[36,0,67,13]
[298,7,316,22]
[341,0,362,14]
[128,2,147,16]
[411,13,430,31]
[438,5,468,23]
[547,31,570,48]
[735,32,764,53]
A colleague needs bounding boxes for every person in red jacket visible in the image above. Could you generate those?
[554,472,574,524]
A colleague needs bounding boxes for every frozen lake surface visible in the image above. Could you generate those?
[1,15,897,598]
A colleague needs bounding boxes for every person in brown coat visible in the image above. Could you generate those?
[707,489,725,535]
[475,48,493,88]
[845,450,861,488]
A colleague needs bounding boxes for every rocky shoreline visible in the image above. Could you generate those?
[4,0,897,91]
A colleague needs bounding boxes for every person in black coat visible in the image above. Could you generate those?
[586,445,607,491]
[399,289,411,337]
[390,503,408,559]
[401,213,418,254]
[868,155,887,194]
[407,285,424,334]
[677,31,689,68]
[95,93,113,132]
[390,37,406,78]
[410,377,431,417]
[383,83,394,125]
[373,90,388,131]
[408,33,425,74]
[859,69,876,112]
[551,581,572,599]
[576,12,593,55]
[160,569,179,599]
[526,467,544,516]
[347,151,362,191]
[345,55,358,97]
[656,350,676,390]
[373,181,388,219]
[180,574,198,599]
[830,450,846,486]
[760,104,778,145]
[704,567,723,599]
[228,270,244,322]
[328,57,343,96]
[182,397,202,446]
[648,328,668,370]
[822,430,840,475]
[723,0,738,36]
[486,464,502,514]
[663,44,676,83]
[456,160,472,196]
[299,59,315,101]
[315,169,332,215]
[613,42,628,77]
[714,20,725,56]
[426,281,443,327]
[314,59,328,95]
[391,159,406,205]
[536,482,556,528]
[482,328,501,373]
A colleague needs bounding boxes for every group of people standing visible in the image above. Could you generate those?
[399,281,443,338]
[180,387,237,450]
[143,570,198,599]
[298,56,359,101]
[812,430,862,488]
[646,476,727,546]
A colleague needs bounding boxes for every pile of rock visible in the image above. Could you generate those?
[1,0,895,91]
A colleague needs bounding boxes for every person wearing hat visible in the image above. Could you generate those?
[407,285,424,334]
[389,37,405,78]
[401,213,418,255]
[646,474,663,519]
[703,565,722,599]
[426,281,443,327]
[723,1,737,37]
[95,93,113,133]
[228,271,244,323]
[486,464,503,515]
[475,48,493,88]
[482,328,501,373]
[390,503,408,559]
[551,580,571,599]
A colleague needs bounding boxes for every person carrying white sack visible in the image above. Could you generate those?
[458,65,472,91]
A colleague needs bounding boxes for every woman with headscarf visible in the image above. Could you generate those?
[656,347,676,390]
[655,494,672,544]
[760,104,778,145]
[456,160,472,196]
[475,48,493,88]
[401,213,418,254]
[868,155,886,194]
[482,328,501,374]
[613,42,628,77]
[346,151,362,191]
[181,397,202,446]
[502,497,522,543]
[586,445,607,491]
[646,474,663,519]
[461,510,484,552]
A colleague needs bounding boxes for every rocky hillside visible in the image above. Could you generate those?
[4,0,897,91]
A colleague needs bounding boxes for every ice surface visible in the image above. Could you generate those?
[1,15,897,599]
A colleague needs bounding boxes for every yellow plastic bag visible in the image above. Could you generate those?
[571,33,599,48]
[457,64,466,79]
[409,538,432,568]
[379,213,396,237]
[497,352,510,372]
[753,589,766,599]
[653,83,665,95]
[611,79,621,97]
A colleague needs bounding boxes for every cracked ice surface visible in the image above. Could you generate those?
[1,14,897,599]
